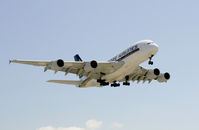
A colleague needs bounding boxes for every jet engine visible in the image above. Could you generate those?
[51,59,64,69]
[146,68,160,79]
[84,60,98,72]
[157,72,170,82]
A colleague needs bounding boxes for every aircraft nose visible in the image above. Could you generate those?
[153,42,159,51]
[150,42,159,54]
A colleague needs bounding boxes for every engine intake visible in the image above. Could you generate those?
[146,68,160,79]
[84,60,98,72]
[164,72,170,80]
[157,72,170,82]
[154,68,160,76]
[90,60,98,68]
[57,59,64,67]
[51,59,64,69]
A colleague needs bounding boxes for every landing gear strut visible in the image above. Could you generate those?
[148,55,154,65]
[123,76,130,86]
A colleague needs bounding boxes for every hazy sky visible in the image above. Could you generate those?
[1,0,199,130]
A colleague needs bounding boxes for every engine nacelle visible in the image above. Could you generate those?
[84,60,98,72]
[146,68,160,79]
[51,59,64,69]
[157,72,170,82]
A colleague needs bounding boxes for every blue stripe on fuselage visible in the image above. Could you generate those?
[109,45,140,61]
[116,48,139,61]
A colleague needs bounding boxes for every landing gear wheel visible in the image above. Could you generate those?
[97,79,109,86]
[148,55,154,65]
[123,82,130,86]
[111,81,120,87]
[100,82,109,86]
[148,61,153,65]
[123,76,130,86]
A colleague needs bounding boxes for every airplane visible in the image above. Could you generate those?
[10,40,170,88]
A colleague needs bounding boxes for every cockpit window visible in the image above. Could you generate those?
[147,43,151,45]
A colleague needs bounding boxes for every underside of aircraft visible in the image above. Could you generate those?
[10,40,170,88]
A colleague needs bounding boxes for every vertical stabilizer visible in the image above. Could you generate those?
[74,54,83,61]
[74,54,85,80]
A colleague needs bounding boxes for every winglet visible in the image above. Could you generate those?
[9,59,17,64]
[9,60,12,64]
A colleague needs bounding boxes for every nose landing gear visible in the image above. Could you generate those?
[148,55,154,65]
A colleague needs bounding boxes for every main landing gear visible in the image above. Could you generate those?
[148,55,154,65]
[111,81,120,87]
[97,79,109,86]
[123,76,130,86]
[97,75,131,87]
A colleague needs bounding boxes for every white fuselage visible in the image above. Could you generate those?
[81,40,159,87]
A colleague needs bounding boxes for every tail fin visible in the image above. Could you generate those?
[74,54,82,61]
[74,54,84,79]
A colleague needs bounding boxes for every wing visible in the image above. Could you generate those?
[10,59,124,79]
[9,60,51,66]
[119,66,160,83]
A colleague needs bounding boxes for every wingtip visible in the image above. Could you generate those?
[47,80,54,83]
[9,59,17,64]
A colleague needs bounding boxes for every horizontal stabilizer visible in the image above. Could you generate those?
[47,80,81,85]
